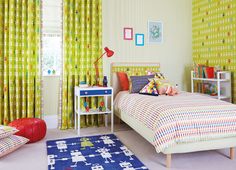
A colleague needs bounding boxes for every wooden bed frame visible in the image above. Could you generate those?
[111,62,235,168]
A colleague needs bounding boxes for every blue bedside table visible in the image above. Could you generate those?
[74,87,114,136]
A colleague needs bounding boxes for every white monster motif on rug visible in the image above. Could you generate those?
[47,134,148,170]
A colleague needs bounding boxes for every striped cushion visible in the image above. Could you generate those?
[155,72,165,79]
[130,75,154,93]
[0,135,29,158]
[0,125,18,139]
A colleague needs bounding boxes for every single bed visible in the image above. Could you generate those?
[111,62,236,168]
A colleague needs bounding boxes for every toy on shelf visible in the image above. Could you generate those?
[99,101,106,112]
[84,100,90,112]
[209,84,217,96]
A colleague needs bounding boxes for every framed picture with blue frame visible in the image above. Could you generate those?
[135,34,144,46]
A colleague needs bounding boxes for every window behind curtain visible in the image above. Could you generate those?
[42,0,62,76]
[42,0,62,128]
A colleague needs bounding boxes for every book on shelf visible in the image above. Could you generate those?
[205,67,214,78]
[193,64,215,79]
[194,82,217,95]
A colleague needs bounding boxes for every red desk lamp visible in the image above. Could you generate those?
[94,47,114,86]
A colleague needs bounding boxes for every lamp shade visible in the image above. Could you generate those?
[104,47,114,58]
[94,47,114,86]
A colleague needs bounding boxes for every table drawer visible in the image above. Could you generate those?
[80,89,112,96]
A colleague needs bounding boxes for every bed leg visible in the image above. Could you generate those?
[166,154,172,168]
[116,115,121,124]
[118,117,121,124]
[230,147,235,160]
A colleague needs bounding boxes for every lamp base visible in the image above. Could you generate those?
[92,84,103,87]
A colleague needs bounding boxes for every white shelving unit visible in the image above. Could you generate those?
[191,71,232,102]
[74,87,113,136]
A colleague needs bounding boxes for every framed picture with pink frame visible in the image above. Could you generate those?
[123,27,133,40]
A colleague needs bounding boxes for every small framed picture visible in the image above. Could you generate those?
[148,21,163,44]
[123,27,133,40]
[135,34,144,46]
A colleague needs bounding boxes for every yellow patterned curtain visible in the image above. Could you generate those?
[61,0,103,129]
[0,0,41,125]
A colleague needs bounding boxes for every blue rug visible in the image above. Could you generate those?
[46,134,148,170]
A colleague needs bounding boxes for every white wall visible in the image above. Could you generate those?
[42,76,60,115]
[102,0,192,90]
[42,0,192,123]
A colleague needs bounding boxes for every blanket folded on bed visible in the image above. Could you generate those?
[114,91,236,153]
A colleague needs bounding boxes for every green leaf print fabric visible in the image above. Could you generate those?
[0,0,41,125]
[61,0,103,129]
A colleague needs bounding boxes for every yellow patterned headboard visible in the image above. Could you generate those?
[111,62,160,96]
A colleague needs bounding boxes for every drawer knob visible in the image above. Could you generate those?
[85,92,88,94]
[105,91,107,93]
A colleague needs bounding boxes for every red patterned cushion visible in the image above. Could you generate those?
[9,118,47,143]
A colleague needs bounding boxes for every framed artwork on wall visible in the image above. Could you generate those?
[123,27,133,40]
[135,34,144,46]
[148,21,163,44]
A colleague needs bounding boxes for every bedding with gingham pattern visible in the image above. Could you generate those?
[114,91,236,152]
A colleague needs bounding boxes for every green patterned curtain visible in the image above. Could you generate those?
[0,0,41,125]
[61,0,103,129]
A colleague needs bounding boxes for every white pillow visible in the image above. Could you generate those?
[0,135,29,158]
[0,125,18,139]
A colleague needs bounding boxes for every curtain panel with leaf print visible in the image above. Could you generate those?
[0,0,41,125]
[61,0,103,129]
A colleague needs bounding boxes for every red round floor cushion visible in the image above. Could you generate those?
[9,118,47,143]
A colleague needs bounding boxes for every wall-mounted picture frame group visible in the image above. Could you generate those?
[123,21,163,46]
[135,34,144,46]
[148,21,163,44]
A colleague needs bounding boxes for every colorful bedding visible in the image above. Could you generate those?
[114,91,236,153]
